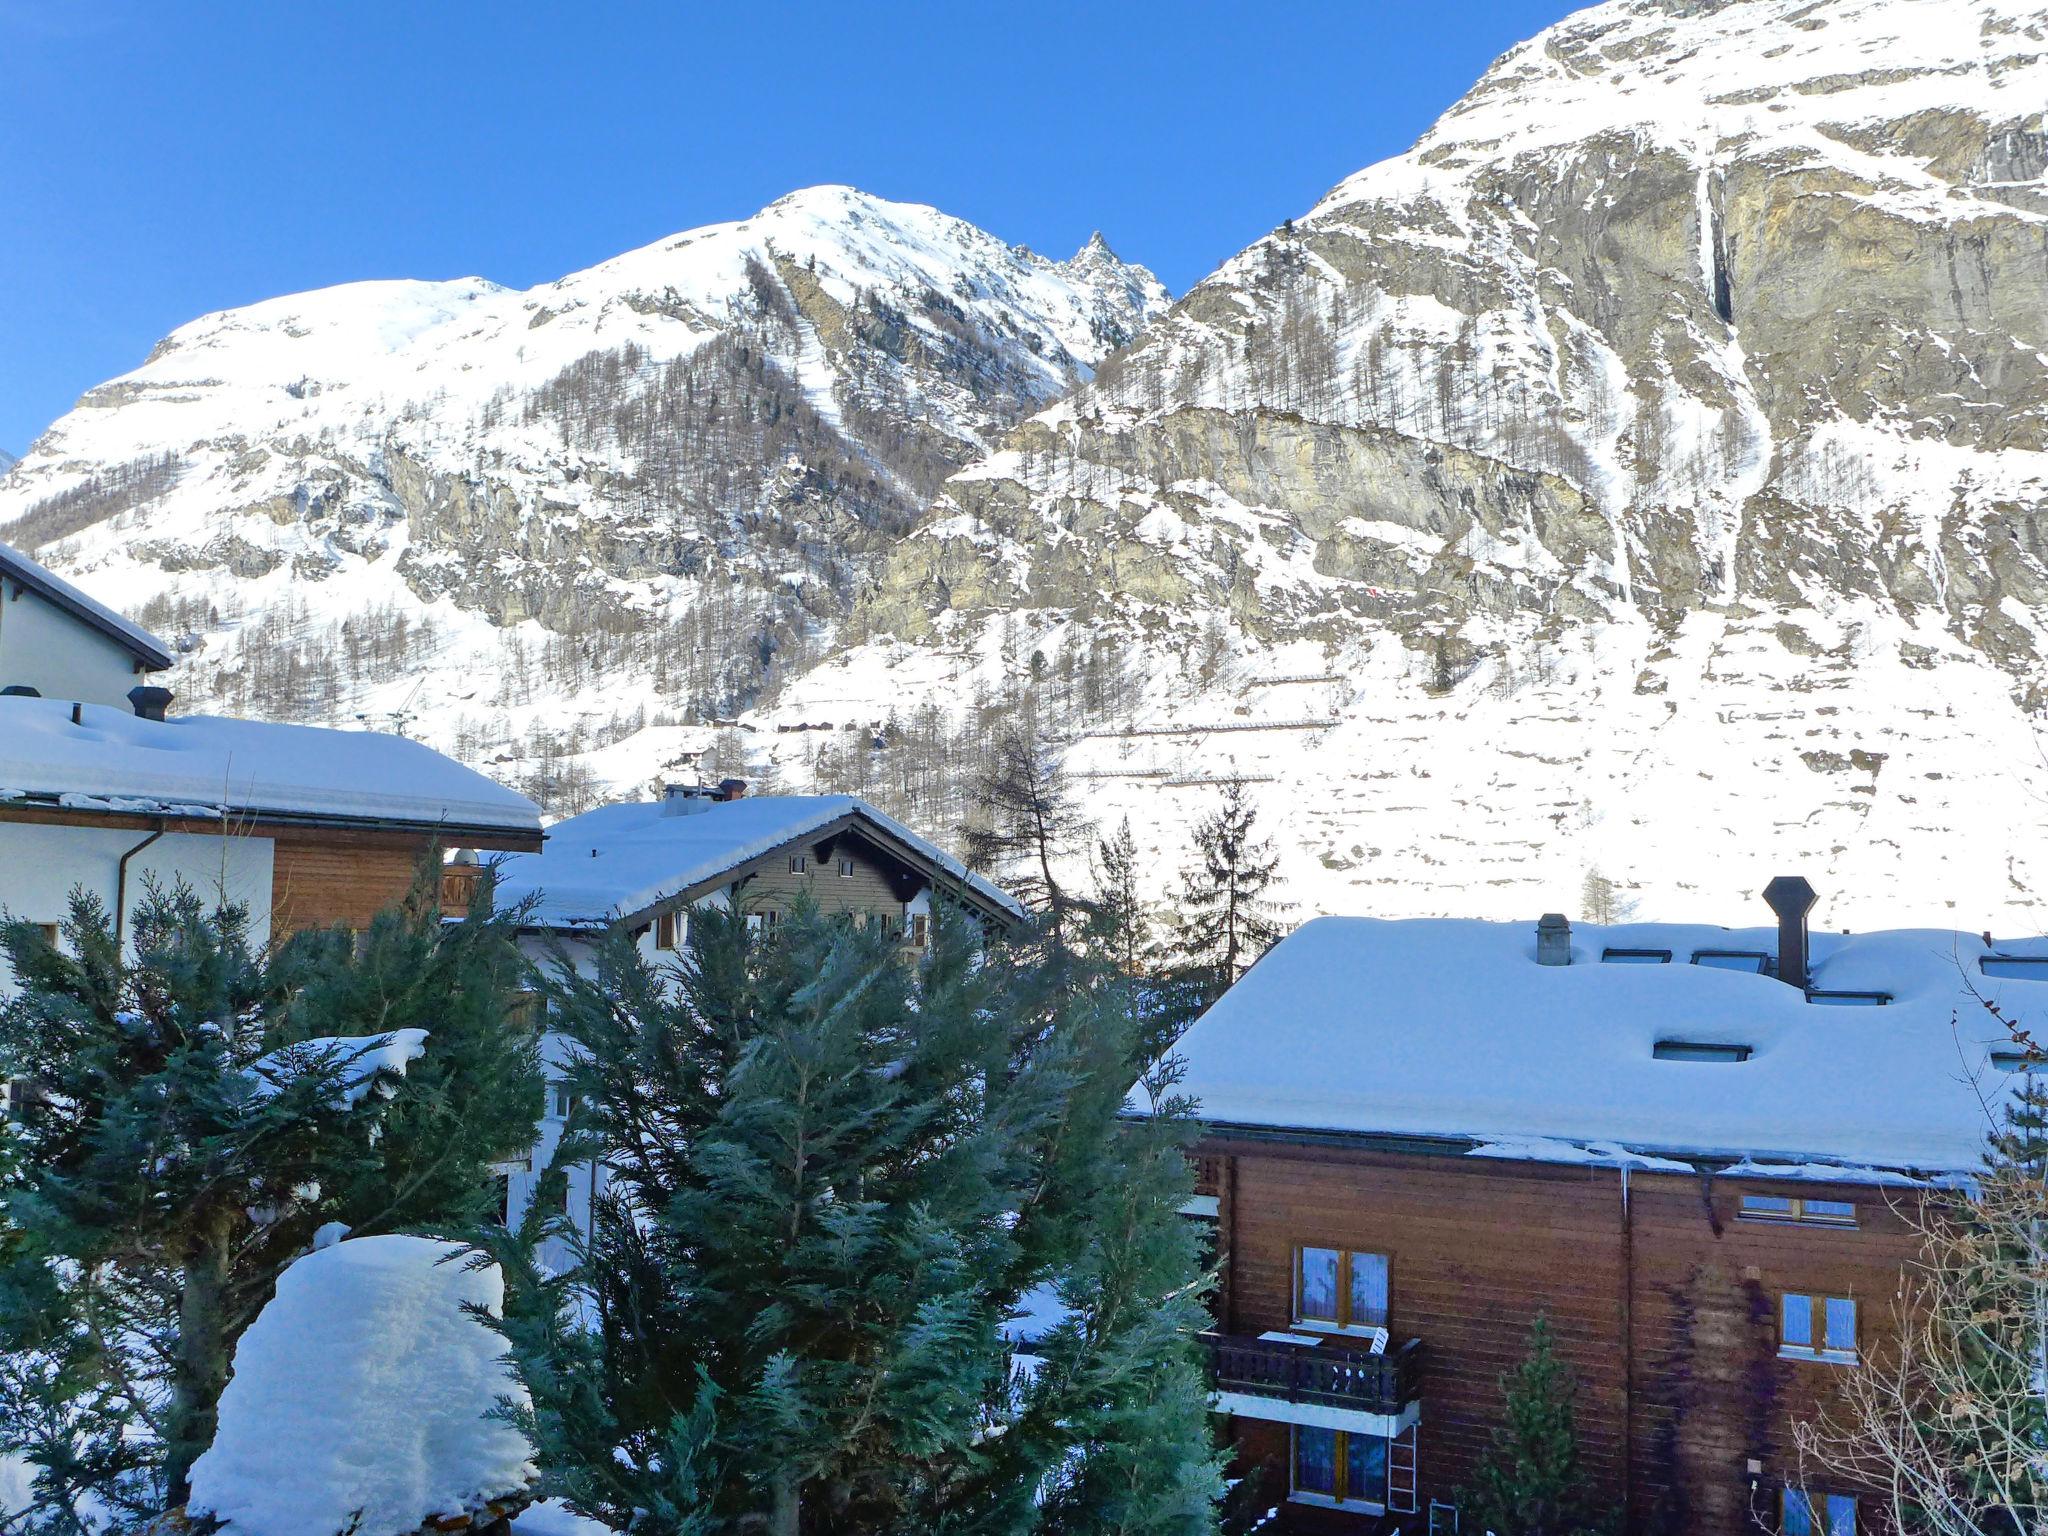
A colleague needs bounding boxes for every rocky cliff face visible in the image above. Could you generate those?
[0,188,1166,803]
[827,0,2048,926]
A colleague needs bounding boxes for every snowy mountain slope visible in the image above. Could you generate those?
[0,188,1166,803]
[810,0,2048,929]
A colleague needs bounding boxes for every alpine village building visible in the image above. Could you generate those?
[0,538,543,992]
[1173,880,2040,1536]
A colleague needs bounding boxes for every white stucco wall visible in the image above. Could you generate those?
[0,587,149,709]
[0,821,275,994]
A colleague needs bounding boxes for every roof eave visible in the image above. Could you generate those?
[1184,1116,1958,1187]
[1,553,176,670]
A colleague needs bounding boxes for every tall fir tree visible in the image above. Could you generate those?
[0,871,543,1527]
[962,719,1094,938]
[1169,780,1287,1018]
[505,898,1218,1536]
[1462,1315,1611,1536]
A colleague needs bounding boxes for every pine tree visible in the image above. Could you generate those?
[268,859,544,1232]
[0,873,543,1525]
[963,719,1093,937]
[508,898,1217,1536]
[1462,1316,1610,1536]
[1169,780,1287,1017]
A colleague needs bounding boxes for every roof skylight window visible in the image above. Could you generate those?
[1653,1040,1752,1063]
[1993,1050,2041,1072]
[1806,990,1891,1007]
[1693,950,1769,973]
[1982,956,2048,980]
[1602,948,1672,964]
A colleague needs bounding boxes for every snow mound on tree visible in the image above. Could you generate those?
[188,1234,533,1536]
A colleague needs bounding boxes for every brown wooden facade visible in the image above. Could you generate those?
[0,801,540,945]
[1198,1130,1915,1536]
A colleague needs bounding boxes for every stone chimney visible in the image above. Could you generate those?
[127,685,173,721]
[1762,875,1818,990]
[1536,913,1572,966]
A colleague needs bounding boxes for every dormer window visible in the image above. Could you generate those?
[1602,948,1671,964]
[1693,950,1769,973]
[1653,1041,1751,1063]
[1806,990,1890,1007]
[1982,955,2048,980]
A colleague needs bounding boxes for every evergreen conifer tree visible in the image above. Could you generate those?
[963,720,1093,937]
[508,898,1218,1536]
[0,872,542,1525]
[1462,1315,1610,1536]
[1168,781,1287,1018]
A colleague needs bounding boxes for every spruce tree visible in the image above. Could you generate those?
[0,873,543,1526]
[1462,1316,1610,1536]
[508,898,1218,1536]
[1169,780,1287,1017]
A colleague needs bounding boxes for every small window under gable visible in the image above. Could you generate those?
[1693,949,1769,973]
[1602,948,1671,964]
[1654,1040,1752,1063]
[1807,990,1891,1007]
[788,855,808,874]
[1983,955,2048,980]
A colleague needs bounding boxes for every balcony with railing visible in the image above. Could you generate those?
[1205,1330,1423,1429]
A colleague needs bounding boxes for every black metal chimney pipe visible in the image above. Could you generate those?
[1762,875,1817,990]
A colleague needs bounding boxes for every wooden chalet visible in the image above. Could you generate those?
[1168,881,2041,1536]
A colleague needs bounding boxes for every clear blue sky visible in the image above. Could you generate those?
[0,0,1567,455]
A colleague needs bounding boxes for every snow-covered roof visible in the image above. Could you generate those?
[494,793,1024,928]
[1171,916,2048,1178]
[0,695,540,839]
[188,1235,534,1536]
[0,538,174,670]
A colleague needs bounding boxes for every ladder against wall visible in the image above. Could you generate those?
[1389,1422,1419,1515]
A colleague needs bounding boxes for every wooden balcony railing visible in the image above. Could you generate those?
[1204,1331,1423,1416]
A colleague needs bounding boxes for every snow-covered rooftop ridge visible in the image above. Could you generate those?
[1171,914,2048,1177]
[0,537,173,670]
[188,1235,533,1536]
[1310,0,2048,220]
[0,695,540,836]
[493,792,1024,927]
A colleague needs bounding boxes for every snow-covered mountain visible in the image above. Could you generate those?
[9,0,2048,931]
[812,0,2048,929]
[0,187,1166,802]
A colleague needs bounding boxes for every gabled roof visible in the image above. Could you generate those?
[1170,915,2047,1179]
[0,696,541,843]
[493,794,1025,929]
[0,540,175,671]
